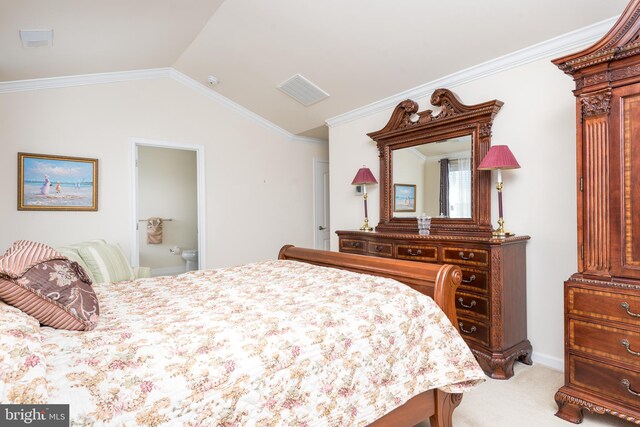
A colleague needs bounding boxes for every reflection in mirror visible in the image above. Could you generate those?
[392,135,472,219]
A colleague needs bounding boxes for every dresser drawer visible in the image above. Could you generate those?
[457,316,489,346]
[569,354,640,407]
[455,291,489,320]
[569,319,640,366]
[459,268,489,294]
[339,238,367,254]
[568,286,640,327]
[395,244,438,262]
[442,247,489,266]
[367,242,393,257]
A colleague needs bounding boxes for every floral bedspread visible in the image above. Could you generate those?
[36,260,484,426]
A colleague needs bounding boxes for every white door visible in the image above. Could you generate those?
[314,160,330,250]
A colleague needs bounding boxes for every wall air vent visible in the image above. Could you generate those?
[20,29,53,48]
[277,74,329,107]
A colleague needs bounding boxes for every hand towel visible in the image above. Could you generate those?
[146,218,163,244]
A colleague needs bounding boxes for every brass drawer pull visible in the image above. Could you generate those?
[461,274,477,284]
[458,297,477,309]
[407,248,422,256]
[348,242,361,248]
[373,245,384,252]
[621,302,640,318]
[458,322,477,334]
[458,251,475,260]
[621,339,640,357]
[622,379,640,397]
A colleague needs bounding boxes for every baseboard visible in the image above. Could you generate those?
[150,266,185,277]
[531,351,564,372]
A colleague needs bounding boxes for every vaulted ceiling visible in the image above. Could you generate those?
[0,0,629,139]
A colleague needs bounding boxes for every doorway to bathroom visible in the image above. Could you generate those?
[130,138,206,276]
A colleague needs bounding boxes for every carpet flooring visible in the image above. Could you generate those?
[433,363,632,426]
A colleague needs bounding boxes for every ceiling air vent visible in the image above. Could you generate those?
[20,29,53,48]
[277,74,329,107]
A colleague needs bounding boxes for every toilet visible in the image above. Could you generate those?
[181,249,198,272]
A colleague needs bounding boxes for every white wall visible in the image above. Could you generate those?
[391,148,424,217]
[329,56,577,368]
[423,159,440,217]
[0,77,328,268]
[137,146,197,272]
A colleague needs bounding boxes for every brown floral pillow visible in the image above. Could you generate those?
[0,240,99,331]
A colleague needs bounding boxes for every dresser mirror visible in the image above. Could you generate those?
[392,135,472,219]
[368,88,502,236]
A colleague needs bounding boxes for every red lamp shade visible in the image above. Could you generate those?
[351,167,378,185]
[477,145,521,170]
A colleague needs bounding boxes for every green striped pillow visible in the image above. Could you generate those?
[78,244,134,283]
[55,246,96,283]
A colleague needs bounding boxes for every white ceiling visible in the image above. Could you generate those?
[0,0,630,139]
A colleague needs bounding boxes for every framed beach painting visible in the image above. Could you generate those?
[18,153,98,211]
[394,183,416,212]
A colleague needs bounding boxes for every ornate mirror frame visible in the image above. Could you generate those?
[368,88,503,237]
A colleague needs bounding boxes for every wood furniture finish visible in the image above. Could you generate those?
[278,245,463,427]
[337,230,531,379]
[369,88,502,237]
[337,88,531,379]
[553,1,640,423]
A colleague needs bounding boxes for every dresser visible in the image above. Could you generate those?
[553,0,640,423]
[337,230,530,379]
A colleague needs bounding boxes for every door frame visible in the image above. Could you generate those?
[130,137,206,270]
[313,158,330,250]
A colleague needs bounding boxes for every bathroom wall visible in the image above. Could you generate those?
[137,145,198,274]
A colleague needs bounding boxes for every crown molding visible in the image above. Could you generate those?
[0,67,327,145]
[325,15,619,128]
[168,70,326,144]
[290,135,328,144]
[0,68,171,93]
[167,68,292,139]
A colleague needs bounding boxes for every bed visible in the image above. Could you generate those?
[1,245,484,426]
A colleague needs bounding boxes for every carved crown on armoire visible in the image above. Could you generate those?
[553,0,640,424]
[337,88,532,380]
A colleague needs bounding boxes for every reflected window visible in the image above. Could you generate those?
[447,158,471,218]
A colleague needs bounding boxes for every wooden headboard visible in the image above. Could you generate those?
[278,245,461,329]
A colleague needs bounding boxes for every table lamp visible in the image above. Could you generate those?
[351,166,378,232]
[477,145,520,237]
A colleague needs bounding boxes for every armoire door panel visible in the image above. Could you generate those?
[611,85,640,279]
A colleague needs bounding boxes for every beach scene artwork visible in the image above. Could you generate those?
[394,183,416,212]
[19,153,98,210]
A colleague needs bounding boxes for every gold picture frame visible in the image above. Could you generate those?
[18,152,98,211]
[394,183,416,212]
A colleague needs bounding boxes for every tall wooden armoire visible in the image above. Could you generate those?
[553,1,640,423]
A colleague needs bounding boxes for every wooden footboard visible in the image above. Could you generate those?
[278,245,461,327]
[278,245,464,427]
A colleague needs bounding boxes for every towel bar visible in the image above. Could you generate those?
[138,218,173,222]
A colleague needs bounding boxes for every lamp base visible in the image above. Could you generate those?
[492,217,514,238]
[359,218,374,232]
